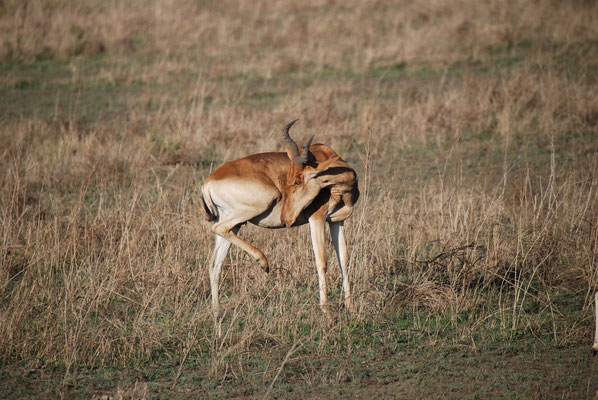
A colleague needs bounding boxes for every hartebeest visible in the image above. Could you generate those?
[201,120,359,317]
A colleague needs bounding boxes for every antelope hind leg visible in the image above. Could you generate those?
[211,213,270,272]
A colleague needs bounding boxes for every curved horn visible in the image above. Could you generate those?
[281,119,300,159]
[295,136,314,167]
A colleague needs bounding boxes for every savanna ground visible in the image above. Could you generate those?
[1,0,598,398]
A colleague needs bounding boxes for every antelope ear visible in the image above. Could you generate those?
[303,155,341,181]
[316,155,340,172]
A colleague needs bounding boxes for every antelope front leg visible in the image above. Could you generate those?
[330,221,355,313]
[308,215,330,317]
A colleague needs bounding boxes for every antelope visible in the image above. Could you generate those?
[201,120,359,318]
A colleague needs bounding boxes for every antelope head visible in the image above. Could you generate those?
[280,120,340,227]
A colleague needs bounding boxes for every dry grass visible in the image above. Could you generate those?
[1,0,598,396]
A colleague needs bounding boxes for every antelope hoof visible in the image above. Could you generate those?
[346,300,357,314]
[258,258,269,273]
[319,304,334,322]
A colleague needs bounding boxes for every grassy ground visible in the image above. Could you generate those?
[1,0,598,398]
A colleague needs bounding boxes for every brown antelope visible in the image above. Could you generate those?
[201,120,359,318]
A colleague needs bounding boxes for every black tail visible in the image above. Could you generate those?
[202,196,217,222]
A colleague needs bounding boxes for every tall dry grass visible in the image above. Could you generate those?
[1,0,597,383]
